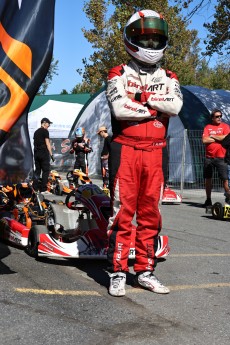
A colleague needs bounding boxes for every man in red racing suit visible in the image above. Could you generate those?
[106,10,183,297]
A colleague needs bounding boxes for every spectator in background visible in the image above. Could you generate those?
[69,127,92,181]
[208,126,230,191]
[202,109,230,206]
[97,126,112,188]
[33,117,54,195]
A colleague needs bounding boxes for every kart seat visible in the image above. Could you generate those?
[49,203,78,230]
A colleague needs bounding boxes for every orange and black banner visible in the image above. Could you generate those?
[0,0,55,184]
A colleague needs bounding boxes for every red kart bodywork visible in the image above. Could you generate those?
[162,186,182,204]
[0,217,30,247]
[35,184,170,259]
[1,184,170,260]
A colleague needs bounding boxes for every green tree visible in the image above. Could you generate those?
[174,0,230,58]
[37,57,59,95]
[209,63,230,89]
[195,60,212,88]
[194,61,230,89]
[203,0,229,57]
[71,81,92,94]
[77,0,200,92]
[60,89,69,95]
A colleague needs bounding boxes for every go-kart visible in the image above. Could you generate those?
[0,182,170,260]
[210,201,230,220]
[24,184,170,260]
[162,186,182,204]
[48,170,72,195]
[66,169,92,189]
[0,182,52,246]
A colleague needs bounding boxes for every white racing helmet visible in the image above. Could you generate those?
[124,10,168,65]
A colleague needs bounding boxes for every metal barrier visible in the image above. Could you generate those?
[167,129,223,198]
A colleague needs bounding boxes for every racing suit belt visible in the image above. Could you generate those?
[114,135,166,151]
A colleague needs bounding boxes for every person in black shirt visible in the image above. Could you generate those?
[33,117,54,194]
[69,127,92,183]
[97,126,112,188]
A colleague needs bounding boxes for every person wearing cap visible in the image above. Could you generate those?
[33,117,54,194]
[97,126,112,188]
[106,9,183,297]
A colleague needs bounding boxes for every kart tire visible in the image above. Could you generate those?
[211,202,224,220]
[26,225,48,258]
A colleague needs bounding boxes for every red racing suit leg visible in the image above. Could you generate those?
[107,141,163,273]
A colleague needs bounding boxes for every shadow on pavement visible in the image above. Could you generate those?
[35,256,136,288]
[0,242,17,275]
[35,255,167,290]
[182,201,205,208]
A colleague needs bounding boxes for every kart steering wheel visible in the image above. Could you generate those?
[65,190,79,210]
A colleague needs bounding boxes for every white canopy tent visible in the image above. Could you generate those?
[28,99,83,147]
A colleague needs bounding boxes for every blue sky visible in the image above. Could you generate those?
[46,0,217,95]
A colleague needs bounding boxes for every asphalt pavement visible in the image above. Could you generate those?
[0,177,229,345]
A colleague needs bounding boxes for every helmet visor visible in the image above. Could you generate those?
[131,34,167,50]
[75,127,83,137]
[126,17,168,40]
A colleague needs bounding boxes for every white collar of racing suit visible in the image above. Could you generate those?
[129,59,160,75]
